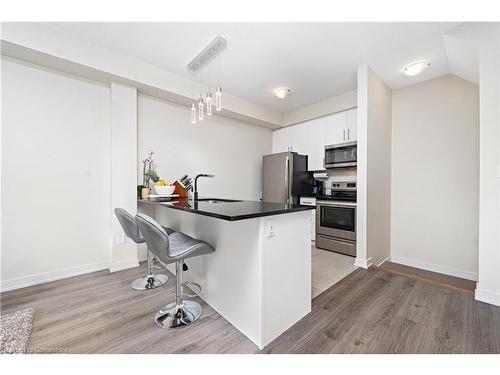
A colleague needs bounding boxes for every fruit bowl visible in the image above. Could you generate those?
[153,185,175,195]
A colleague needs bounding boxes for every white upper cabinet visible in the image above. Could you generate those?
[293,118,326,171]
[272,119,326,171]
[325,111,347,145]
[272,126,292,153]
[308,119,327,171]
[346,108,357,141]
[286,122,307,154]
[325,108,357,145]
[272,107,357,171]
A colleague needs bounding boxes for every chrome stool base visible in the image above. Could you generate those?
[131,274,169,290]
[155,300,202,328]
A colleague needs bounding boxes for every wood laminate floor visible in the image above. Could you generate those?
[2,263,500,354]
[377,261,476,294]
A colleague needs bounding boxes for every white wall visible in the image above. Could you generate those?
[110,83,139,272]
[366,67,392,267]
[1,23,282,129]
[1,58,111,291]
[137,95,272,201]
[446,23,500,305]
[391,74,479,280]
[282,89,357,126]
[476,24,500,305]
[0,58,272,291]
[356,65,392,268]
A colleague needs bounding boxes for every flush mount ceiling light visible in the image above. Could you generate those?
[273,87,292,99]
[403,60,431,77]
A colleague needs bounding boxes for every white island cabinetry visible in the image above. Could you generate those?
[138,200,313,350]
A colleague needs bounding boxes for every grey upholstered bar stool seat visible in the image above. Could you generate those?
[114,208,174,290]
[135,213,215,328]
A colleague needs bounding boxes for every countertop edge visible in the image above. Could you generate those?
[137,199,315,221]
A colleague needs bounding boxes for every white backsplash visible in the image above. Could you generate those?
[318,168,357,194]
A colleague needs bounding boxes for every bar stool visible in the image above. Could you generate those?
[135,213,214,328]
[114,208,173,290]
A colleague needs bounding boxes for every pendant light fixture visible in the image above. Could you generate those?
[191,103,197,124]
[215,86,222,112]
[198,95,204,121]
[187,36,227,122]
[206,91,213,116]
[198,71,204,121]
[191,73,196,124]
[215,53,222,112]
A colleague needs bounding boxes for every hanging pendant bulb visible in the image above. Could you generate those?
[215,86,222,112]
[191,102,197,124]
[206,92,213,116]
[198,96,204,121]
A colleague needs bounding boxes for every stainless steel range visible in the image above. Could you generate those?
[315,181,357,257]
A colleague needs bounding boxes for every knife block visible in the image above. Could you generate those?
[172,180,188,198]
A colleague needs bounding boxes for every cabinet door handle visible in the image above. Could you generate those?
[343,129,346,141]
[347,128,350,140]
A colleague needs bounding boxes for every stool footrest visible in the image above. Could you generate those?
[182,281,201,297]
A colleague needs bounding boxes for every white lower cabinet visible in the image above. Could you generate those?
[300,197,316,241]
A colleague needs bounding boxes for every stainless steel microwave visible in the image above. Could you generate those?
[324,141,357,169]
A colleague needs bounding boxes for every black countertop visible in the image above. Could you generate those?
[138,198,315,221]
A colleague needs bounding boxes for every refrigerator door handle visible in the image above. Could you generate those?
[284,155,290,204]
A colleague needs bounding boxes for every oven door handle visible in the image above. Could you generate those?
[317,201,357,207]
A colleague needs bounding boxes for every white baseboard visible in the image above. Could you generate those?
[137,247,148,262]
[354,256,373,269]
[0,261,109,292]
[109,258,139,273]
[390,255,478,281]
[475,289,500,306]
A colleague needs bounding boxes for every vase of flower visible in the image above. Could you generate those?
[140,151,155,199]
[141,187,150,199]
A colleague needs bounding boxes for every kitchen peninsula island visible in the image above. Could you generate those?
[138,198,314,349]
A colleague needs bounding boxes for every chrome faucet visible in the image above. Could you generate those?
[194,174,215,200]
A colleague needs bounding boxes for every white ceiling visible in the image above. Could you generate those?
[41,22,464,113]
[442,34,479,84]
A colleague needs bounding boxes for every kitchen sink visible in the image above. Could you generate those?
[196,198,243,203]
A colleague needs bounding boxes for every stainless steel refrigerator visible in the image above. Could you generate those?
[262,152,313,204]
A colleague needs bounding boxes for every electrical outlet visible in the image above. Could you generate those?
[266,220,275,238]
